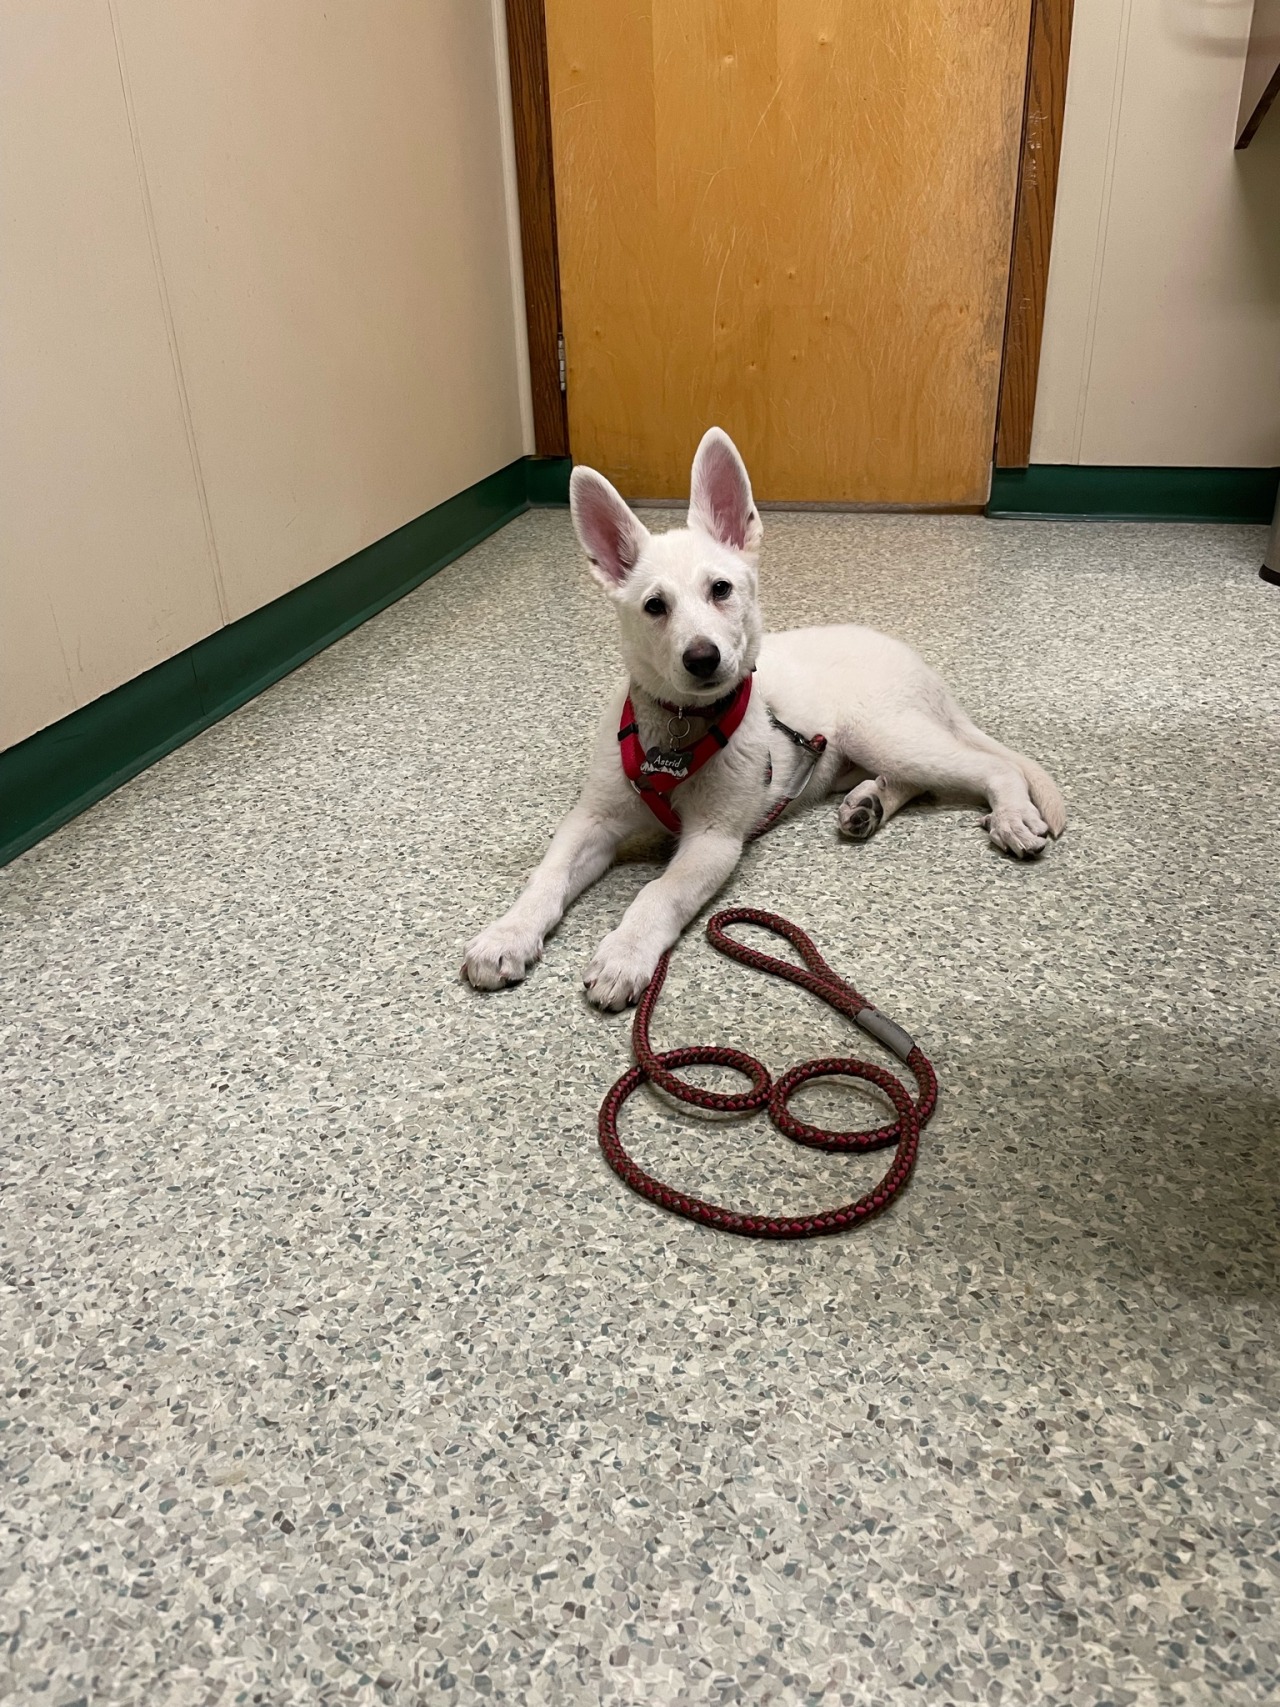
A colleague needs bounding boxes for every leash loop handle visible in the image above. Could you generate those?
[598,907,938,1239]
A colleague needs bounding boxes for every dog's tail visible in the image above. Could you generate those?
[956,721,1067,837]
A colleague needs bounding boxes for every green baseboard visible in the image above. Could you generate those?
[0,455,573,870]
[988,464,1280,522]
[525,455,573,505]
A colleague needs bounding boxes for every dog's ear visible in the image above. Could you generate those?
[570,467,651,590]
[688,427,762,556]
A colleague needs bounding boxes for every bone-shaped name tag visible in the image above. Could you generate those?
[640,748,692,780]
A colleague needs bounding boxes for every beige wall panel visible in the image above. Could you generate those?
[0,564,76,752]
[1033,0,1280,467]
[0,0,224,749]
[113,0,528,622]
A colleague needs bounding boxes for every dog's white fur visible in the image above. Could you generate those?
[463,429,1065,1010]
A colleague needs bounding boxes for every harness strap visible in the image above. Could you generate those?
[768,709,826,757]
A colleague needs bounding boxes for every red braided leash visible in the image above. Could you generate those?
[597,907,938,1239]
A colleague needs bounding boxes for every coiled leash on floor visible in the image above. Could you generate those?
[598,908,938,1240]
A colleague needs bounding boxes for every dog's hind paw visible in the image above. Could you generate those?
[981,805,1050,859]
[462,920,543,990]
[838,777,886,841]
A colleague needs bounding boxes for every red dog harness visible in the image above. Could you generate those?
[617,678,754,834]
[618,676,827,837]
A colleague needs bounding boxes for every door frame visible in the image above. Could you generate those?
[504,0,569,457]
[506,0,1074,476]
[994,0,1076,468]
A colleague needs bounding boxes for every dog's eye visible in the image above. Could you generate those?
[643,595,667,617]
[710,579,733,602]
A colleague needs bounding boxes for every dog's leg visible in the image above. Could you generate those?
[463,806,622,989]
[948,717,1067,838]
[920,732,1054,856]
[584,828,743,1010]
[837,774,919,841]
[842,714,1053,858]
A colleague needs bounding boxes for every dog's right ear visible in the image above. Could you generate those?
[570,467,650,591]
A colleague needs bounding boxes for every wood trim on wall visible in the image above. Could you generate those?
[994,0,1075,469]
[1236,0,1280,147]
[504,0,569,457]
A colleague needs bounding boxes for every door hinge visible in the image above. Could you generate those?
[557,331,567,395]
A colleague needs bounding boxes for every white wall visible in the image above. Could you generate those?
[0,0,533,751]
[1032,0,1280,467]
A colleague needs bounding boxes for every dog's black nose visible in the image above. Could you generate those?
[682,640,721,680]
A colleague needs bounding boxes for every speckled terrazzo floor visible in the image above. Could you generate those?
[2,509,1278,1707]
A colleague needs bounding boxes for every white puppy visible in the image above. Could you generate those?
[464,428,1065,1010]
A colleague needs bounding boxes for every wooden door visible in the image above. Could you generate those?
[544,0,1033,504]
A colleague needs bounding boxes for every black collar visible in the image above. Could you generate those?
[652,679,748,721]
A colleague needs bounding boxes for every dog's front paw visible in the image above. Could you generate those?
[462,919,543,990]
[583,931,659,1011]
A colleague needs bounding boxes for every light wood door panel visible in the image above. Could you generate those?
[546,0,1031,503]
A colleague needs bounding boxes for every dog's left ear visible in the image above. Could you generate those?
[688,427,763,557]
